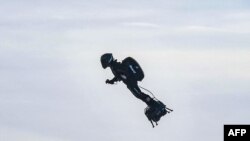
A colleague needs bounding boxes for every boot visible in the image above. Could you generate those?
[146,98,164,109]
[145,97,155,107]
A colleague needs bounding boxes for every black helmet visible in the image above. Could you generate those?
[101,53,113,69]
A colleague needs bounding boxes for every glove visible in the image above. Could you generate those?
[105,79,114,84]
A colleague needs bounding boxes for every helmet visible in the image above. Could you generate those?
[101,53,113,69]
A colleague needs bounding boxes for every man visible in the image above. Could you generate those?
[100,53,163,109]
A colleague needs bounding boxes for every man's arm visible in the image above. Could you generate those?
[106,63,126,84]
[106,76,120,84]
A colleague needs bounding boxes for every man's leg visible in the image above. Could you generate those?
[127,84,155,106]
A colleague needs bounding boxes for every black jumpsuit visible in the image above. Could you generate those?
[109,60,152,105]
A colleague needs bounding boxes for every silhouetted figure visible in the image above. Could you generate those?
[101,53,172,127]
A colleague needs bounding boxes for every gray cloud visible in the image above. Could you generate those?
[1,0,250,141]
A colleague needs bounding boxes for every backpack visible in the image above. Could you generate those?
[122,57,144,81]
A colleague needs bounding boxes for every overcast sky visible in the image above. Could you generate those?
[0,0,250,141]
